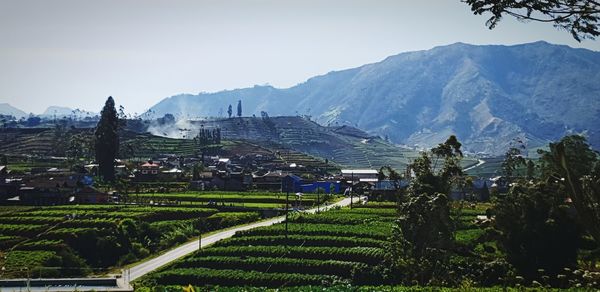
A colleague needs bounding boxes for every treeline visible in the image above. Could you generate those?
[379,134,600,288]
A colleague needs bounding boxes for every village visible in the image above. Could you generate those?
[0,147,500,207]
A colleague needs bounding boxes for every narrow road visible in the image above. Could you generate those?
[128,196,360,281]
[463,158,485,172]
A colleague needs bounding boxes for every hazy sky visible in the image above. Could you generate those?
[1,0,599,115]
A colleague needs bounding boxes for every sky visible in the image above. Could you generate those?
[1,0,599,115]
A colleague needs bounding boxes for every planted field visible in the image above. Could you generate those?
[0,204,265,278]
[129,191,335,208]
[138,204,396,288]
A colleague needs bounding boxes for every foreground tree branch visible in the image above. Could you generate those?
[463,0,600,41]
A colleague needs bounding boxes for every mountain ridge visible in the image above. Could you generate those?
[148,42,600,154]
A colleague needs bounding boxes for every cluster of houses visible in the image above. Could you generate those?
[0,151,505,205]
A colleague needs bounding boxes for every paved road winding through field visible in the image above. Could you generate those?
[127,196,360,282]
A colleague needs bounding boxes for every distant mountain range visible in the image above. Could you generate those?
[0,105,97,119]
[147,41,600,155]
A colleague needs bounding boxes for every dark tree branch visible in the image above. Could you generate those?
[463,0,600,41]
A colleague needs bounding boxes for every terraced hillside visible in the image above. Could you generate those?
[181,116,437,170]
[0,128,72,156]
[1,117,477,171]
[137,203,396,288]
[0,128,198,158]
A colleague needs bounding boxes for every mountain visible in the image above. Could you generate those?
[0,103,27,119]
[40,106,97,119]
[146,41,600,155]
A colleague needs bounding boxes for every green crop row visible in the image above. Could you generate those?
[354,202,398,208]
[3,250,61,270]
[175,256,368,278]
[213,234,387,248]
[14,239,67,251]
[134,193,318,204]
[58,218,119,229]
[0,216,65,224]
[193,246,385,265]
[142,267,340,288]
[235,222,391,240]
[6,208,218,222]
[0,224,48,236]
[0,235,25,249]
[328,208,397,216]
[42,227,107,240]
[289,213,396,225]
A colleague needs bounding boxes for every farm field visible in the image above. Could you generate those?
[127,191,338,209]
[136,200,493,290]
[136,202,399,289]
[0,193,305,279]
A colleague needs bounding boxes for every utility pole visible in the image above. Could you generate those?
[317,187,320,213]
[198,221,202,250]
[285,188,289,241]
[350,171,354,209]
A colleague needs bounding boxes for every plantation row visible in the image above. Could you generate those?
[132,192,325,205]
[137,204,396,288]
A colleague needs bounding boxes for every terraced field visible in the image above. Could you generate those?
[0,128,67,156]
[137,203,396,288]
[0,201,280,278]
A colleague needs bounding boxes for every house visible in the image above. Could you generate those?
[253,171,287,190]
[74,186,109,204]
[449,178,492,201]
[282,174,304,193]
[300,181,340,194]
[372,179,409,199]
[341,169,378,181]
[0,165,8,177]
[136,161,161,181]
[19,187,69,205]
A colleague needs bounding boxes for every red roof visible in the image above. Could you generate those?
[141,162,160,167]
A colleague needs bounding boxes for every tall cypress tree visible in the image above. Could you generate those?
[95,96,119,182]
[237,100,242,117]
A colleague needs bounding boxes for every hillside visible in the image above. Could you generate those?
[147,41,600,155]
[148,116,441,171]
[0,116,471,171]
[0,103,27,119]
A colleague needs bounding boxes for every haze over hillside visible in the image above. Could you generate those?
[0,103,27,119]
[147,41,600,155]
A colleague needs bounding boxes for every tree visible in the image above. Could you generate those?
[463,0,600,41]
[95,96,119,182]
[237,100,242,117]
[385,136,465,285]
[493,180,580,278]
[502,147,527,178]
[158,113,175,125]
[227,104,233,118]
[25,115,41,127]
[538,135,600,245]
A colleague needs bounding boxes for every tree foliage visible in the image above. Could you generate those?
[386,135,465,285]
[94,96,119,181]
[538,135,600,245]
[237,100,242,117]
[493,180,580,278]
[502,147,527,178]
[463,0,600,41]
